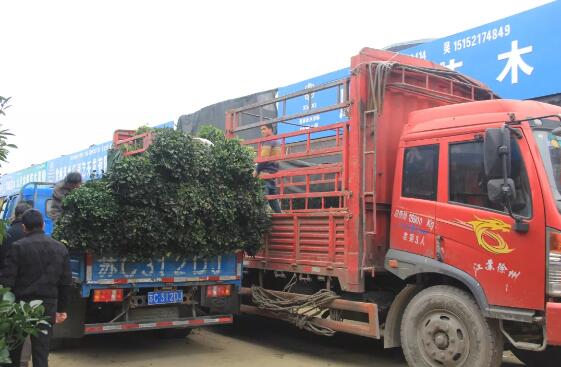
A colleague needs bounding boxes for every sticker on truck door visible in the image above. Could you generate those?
[392,209,437,257]
[445,217,514,254]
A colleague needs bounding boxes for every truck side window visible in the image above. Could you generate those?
[402,145,439,201]
[449,140,531,217]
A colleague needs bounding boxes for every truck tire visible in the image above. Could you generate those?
[511,346,561,366]
[400,285,503,367]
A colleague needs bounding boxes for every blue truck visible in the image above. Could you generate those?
[0,182,241,341]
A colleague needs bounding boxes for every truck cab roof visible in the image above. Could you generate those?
[405,99,561,139]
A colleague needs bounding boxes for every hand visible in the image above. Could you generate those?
[55,312,67,324]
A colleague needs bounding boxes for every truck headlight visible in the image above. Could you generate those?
[547,228,561,297]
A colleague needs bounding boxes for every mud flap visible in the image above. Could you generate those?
[53,288,86,339]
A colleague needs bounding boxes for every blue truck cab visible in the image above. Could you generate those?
[0,182,241,339]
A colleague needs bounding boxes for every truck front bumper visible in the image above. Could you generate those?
[547,302,561,346]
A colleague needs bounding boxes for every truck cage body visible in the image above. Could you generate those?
[226,48,496,293]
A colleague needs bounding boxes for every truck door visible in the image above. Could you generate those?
[435,131,546,310]
[390,142,439,258]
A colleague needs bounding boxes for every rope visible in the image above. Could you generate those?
[251,284,340,336]
[368,61,397,114]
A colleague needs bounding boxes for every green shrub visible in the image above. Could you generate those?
[53,127,270,259]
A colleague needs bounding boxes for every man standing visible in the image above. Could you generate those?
[0,202,32,263]
[0,209,71,367]
[254,123,282,213]
[0,202,32,367]
[49,172,82,220]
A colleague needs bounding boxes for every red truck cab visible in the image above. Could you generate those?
[386,99,561,365]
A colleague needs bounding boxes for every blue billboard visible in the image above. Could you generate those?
[276,68,349,141]
[402,1,561,100]
[0,121,174,196]
[46,141,112,183]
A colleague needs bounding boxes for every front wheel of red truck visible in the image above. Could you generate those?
[400,285,503,367]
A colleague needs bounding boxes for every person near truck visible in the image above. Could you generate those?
[0,202,32,367]
[0,209,71,367]
[0,202,32,263]
[254,123,282,213]
[49,172,82,220]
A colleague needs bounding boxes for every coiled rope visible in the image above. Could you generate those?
[251,276,340,336]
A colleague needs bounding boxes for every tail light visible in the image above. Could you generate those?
[93,289,124,303]
[206,285,231,298]
[547,229,561,297]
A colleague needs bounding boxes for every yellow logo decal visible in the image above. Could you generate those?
[467,217,514,254]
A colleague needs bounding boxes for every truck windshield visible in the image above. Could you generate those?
[534,125,561,209]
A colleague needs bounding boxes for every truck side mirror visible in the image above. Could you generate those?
[484,127,518,205]
[487,178,516,203]
[484,127,511,179]
[483,126,527,232]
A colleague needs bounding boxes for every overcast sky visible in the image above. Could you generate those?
[0,0,553,174]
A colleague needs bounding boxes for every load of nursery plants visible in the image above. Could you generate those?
[53,126,270,260]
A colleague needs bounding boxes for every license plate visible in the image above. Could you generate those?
[147,290,184,306]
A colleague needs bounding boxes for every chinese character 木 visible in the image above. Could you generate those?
[496,40,534,84]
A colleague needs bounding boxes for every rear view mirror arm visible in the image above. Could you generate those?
[500,125,528,233]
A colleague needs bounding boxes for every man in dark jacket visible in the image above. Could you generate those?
[0,209,71,367]
[49,172,82,220]
[0,202,33,367]
[0,202,32,264]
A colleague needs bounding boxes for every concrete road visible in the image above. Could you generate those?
[51,315,524,366]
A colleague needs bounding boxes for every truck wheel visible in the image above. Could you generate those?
[511,346,561,366]
[400,285,503,367]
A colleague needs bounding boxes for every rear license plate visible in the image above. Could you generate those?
[147,290,184,306]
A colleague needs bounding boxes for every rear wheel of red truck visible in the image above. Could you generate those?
[510,346,561,367]
[400,285,503,367]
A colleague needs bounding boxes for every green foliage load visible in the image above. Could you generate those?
[53,127,270,259]
[0,288,47,363]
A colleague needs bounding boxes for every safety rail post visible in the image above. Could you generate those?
[345,55,367,292]
[112,130,155,157]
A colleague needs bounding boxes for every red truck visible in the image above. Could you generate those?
[225,48,561,367]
